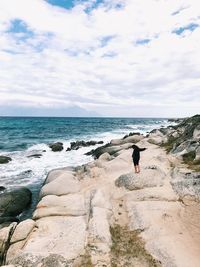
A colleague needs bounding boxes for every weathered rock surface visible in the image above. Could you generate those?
[10,219,36,245]
[110,134,144,145]
[40,172,80,198]
[115,167,165,190]
[49,142,63,152]
[0,156,12,164]
[0,223,17,265]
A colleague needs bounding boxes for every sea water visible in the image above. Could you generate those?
[0,117,170,217]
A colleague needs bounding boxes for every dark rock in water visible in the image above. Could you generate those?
[0,187,32,217]
[27,154,42,158]
[0,156,12,164]
[123,132,140,139]
[67,140,104,151]
[0,186,6,192]
[43,150,46,152]
[85,143,123,159]
[49,142,63,152]
[0,216,19,224]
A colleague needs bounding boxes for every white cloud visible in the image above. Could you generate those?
[0,0,200,117]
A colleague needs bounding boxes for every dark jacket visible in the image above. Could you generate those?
[132,146,146,162]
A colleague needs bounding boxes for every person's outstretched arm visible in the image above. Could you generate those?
[139,148,146,151]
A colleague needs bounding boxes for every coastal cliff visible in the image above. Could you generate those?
[1,115,200,267]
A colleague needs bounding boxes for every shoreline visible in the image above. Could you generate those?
[1,115,200,266]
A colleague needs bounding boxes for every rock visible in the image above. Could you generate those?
[10,219,36,244]
[122,132,141,139]
[193,124,200,140]
[98,152,112,161]
[40,173,80,198]
[0,156,12,164]
[7,216,87,265]
[115,169,165,190]
[67,140,104,151]
[33,194,86,219]
[85,142,133,159]
[110,135,143,145]
[0,223,17,265]
[172,140,199,155]
[0,186,6,192]
[49,142,63,152]
[27,154,42,158]
[0,217,19,225]
[171,168,200,197]
[88,207,111,245]
[195,146,200,161]
[0,187,32,217]
[8,253,70,267]
[45,169,74,184]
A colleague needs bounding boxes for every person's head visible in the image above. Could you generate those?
[132,145,138,149]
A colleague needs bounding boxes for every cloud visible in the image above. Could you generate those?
[0,0,200,117]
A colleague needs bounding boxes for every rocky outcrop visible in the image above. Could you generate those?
[0,156,12,164]
[66,140,104,151]
[6,167,113,267]
[49,142,63,152]
[86,134,144,159]
[147,115,200,171]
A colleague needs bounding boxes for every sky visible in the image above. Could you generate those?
[0,0,200,117]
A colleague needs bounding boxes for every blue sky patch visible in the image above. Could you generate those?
[7,19,34,41]
[100,35,115,47]
[173,23,199,35]
[102,52,117,58]
[136,38,151,45]
[46,0,104,10]
[46,0,75,9]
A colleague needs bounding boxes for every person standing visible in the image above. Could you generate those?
[132,145,146,173]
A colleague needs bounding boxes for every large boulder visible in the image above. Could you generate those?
[115,167,165,190]
[110,134,143,145]
[0,156,12,164]
[40,173,80,198]
[0,187,32,218]
[49,142,63,152]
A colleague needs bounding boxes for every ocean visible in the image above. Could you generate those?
[0,117,170,217]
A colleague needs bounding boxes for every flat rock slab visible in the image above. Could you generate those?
[40,173,80,197]
[8,216,87,264]
[34,194,86,219]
